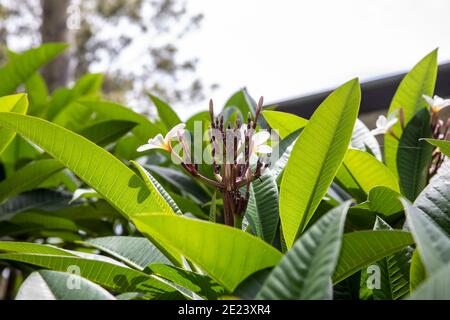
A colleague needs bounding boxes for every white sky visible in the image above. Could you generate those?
[172,0,450,119]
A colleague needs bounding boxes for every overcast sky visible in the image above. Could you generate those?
[167,0,450,119]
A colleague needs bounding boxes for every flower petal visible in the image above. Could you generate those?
[137,143,164,152]
[375,115,387,129]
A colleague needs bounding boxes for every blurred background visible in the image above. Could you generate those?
[1,0,450,123]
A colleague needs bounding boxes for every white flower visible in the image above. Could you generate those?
[422,94,450,113]
[70,188,97,204]
[370,110,399,136]
[137,123,186,152]
[237,126,272,164]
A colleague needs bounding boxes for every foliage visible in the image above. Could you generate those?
[0,45,449,300]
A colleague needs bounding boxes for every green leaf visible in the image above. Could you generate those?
[262,110,307,139]
[408,265,450,300]
[0,94,29,155]
[423,139,450,157]
[334,230,414,284]
[372,217,410,300]
[384,50,437,198]
[413,165,450,236]
[81,236,172,270]
[132,214,282,292]
[280,78,361,248]
[401,199,450,274]
[0,159,62,203]
[145,264,226,300]
[0,241,75,256]
[149,94,182,130]
[0,43,68,96]
[351,119,382,161]
[257,201,351,300]
[131,161,181,215]
[16,270,115,300]
[336,149,399,197]
[0,113,167,219]
[245,169,279,244]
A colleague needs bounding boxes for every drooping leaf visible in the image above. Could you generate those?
[280,78,361,248]
[333,230,414,284]
[262,110,307,139]
[423,139,450,157]
[16,270,115,300]
[78,120,138,146]
[245,169,279,244]
[132,214,282,292]
[257,202,350,300]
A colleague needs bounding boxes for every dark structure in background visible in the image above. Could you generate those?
[273,62,450,127]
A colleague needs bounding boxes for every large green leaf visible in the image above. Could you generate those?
[280,79,361,248]
[413,165,450,236]
[81,236,171,270]
[132,214,282,291]
[0,113,167,219]
[333,230,414,283]
[262,110,307,139]
[372,217,410,300]
[149,94,182,130]
[0,43,67,96]
[408,265,450,300]
[336,149,399,197]
[409,249,426,291]
[0,94,29,155]
[245,169,279,244]
[257,202,350,300]
[0,241,75,256]
[402,199,450,274]
[384,50,437,199]
[0,159,62,203]
[79,120,137,147]
[16,270,115,300]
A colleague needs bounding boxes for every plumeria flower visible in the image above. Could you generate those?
[370,110,399,136]
[422,94,450,113]
[137,123,186,152]
[237,126,272,164]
